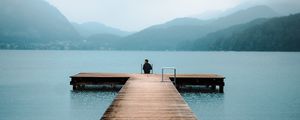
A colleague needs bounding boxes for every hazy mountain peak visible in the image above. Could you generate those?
[149,17,210,30]
[208,5,279,31]
[72,22,132,37]
[229,5,278,18]
[193,5,278,21]
[233,5,278,16]
[165,17,205,26]
[80,22,107,28]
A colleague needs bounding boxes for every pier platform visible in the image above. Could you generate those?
[70,73,225,119]
[70,73,225,92]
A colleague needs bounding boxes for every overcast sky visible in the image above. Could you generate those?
[46,0,300,31]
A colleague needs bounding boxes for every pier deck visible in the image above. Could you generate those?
[70,73,225,119]
[101,74,197,119]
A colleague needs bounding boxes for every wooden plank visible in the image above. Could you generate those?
[100,74,197,120]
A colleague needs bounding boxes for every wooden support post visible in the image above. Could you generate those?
[219,85,224,93]
[211,85,216,90]
[176,84,182,90]
[73,84,78,90]
[80,84,85,89]
[111,83,115,88]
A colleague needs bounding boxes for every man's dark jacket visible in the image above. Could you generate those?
[143,63,152,74]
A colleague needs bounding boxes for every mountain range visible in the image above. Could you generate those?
[188,13,300,51]
[0,0,298,51]
[0,0,80,49]
[72,22,131,38]
[116,5,280,50]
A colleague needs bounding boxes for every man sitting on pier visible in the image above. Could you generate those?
[143,59,152,74]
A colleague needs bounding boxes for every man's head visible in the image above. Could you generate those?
[145,59,149,63]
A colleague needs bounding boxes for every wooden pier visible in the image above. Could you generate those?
[70,73,225,119]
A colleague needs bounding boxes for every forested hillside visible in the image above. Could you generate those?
[0,0,80,49]
[189,13,300,51]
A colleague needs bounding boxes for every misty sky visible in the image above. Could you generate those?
[46,0,300,31]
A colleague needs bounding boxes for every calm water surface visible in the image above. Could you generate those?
[0,50,299,120]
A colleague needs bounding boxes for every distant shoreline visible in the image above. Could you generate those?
[0,49,299,52]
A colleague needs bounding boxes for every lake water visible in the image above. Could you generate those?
[0,50,300,120]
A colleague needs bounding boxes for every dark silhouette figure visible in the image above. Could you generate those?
[143,59,152,74]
